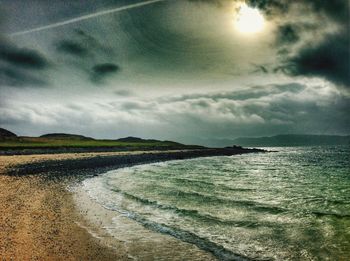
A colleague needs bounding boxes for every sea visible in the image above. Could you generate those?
[81,146,350,260]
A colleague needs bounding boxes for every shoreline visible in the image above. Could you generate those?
[73,184,218,261]
[0,148,262,260]
[7,147,264,177]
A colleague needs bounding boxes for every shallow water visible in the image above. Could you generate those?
[82,146,350,260]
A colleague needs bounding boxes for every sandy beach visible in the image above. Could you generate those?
[0,149,257,260]
[0,154,119,260]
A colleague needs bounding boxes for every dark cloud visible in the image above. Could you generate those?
[250,0,350,87]
[56,40,88,57]
[276,24,299,45]
[247,0,349,22]
[308,0,349,23]
[52,29,117,79]
[281,32,350,87]
[72,29,109,54]
[0,66,47,87]
[0,29,49,87]
[247,0,288,16]
[51,29,119,83]
[74,29,89,37]
[189,0,349,23]
[251,64,269,74]
[0,44,49,69]
[72,29,116,58]
[93,63,119,74]
[91,63,119,83]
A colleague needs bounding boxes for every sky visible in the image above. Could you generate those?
[0,0,349,146]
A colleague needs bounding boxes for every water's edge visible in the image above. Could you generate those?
[72,182,220,261]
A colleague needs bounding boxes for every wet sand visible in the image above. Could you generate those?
[73,186,217,261]
[0,149,262,260]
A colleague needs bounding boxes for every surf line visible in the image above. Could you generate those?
[10,0,166,37]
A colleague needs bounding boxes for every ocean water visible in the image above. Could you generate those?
[82,146,350,260]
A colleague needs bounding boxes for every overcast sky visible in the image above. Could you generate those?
[0,0,349,145]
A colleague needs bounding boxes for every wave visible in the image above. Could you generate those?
[162,189,287,215]
[311,211,350,219]
[117,208,253,261]
[85,185,256,260]
[168,177,257,193]
[109,187,284,228]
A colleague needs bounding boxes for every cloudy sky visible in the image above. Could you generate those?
[0,0,349,145]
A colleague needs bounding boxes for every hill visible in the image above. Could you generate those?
[0,128,17,139]
[116,136,157,143]
[40,133,93,140]
[233,134,350,147]
[0,132,204,153]
[116,136,183,146]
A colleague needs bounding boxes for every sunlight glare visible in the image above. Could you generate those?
[235,3,265,34]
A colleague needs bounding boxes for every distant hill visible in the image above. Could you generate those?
[116,136,157,143]
[0,128,17,139]
[233,134,350,147]
[0,132,202,153]
[40,133,93,140]
[116,136,183,146]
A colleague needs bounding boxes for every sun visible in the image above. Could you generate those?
[235,3,265,34]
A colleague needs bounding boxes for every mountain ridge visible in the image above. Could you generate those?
[233,134,350,147]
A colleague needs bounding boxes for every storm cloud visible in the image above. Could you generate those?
[0,0,348,142]
[269,0,349,87]
[0,66,47,87]
[0,39,49,87]
[0,44,48,69]
[91,63,120,83]
[285,32,350,87]
[275,24,299,45]
[56,40,88,57]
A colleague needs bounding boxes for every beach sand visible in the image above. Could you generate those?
[0,152,218,260]
[0,153,122,260]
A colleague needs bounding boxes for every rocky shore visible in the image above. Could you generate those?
[8,147,264,177]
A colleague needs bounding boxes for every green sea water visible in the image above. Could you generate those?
[82,146,350,260]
